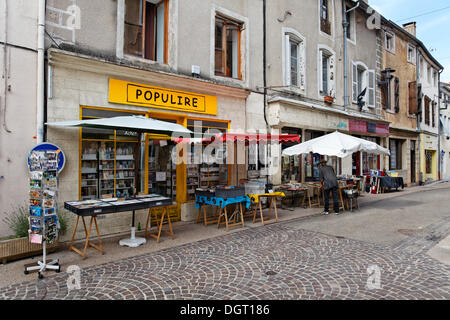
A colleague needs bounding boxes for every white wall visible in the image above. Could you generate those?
[0,0,38,237]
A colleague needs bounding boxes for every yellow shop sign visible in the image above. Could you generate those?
[108,78,217,115]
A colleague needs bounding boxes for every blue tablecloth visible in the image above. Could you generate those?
[195,195,251,209]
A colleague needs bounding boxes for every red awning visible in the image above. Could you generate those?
[174,133,301,144]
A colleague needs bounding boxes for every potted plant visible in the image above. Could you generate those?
[324,95,334,104]
[0,205,67,264]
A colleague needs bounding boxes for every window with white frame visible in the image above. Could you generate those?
[407,44,416,64]
[385,31,395,53]
[283,31,305,90]
[433,70,437,87]
[352,62,375,108]
[319,48,335,97]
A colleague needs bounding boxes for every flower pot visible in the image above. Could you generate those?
[0,236,59,264]
[324,96,334,104]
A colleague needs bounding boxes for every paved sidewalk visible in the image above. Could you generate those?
[1,221,449,300]
[0,182,449,299]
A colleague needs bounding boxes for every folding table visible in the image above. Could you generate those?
[64,194,172,259]
[247,192,285,226]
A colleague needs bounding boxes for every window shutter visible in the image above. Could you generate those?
[380,73,388,109]
[432,102,435,127]
[285,34,291,86]
[408,81,417,114]
[319,50,323,93]
[352,63,358,103]
[394,77,400,113]
[368,70,375,107]
[328,55,335,97]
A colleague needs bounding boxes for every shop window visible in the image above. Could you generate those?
[320,0,331,35]
[304,131,325,181]
[319,49,335,97]
[124,0,168,63]
[352,62,375,108]
[281,127,303,183]
[186,119,229,201]
[148,121,177,200]
[81,128,144,200]
[215,14,242,79]
[389,139,403,170]
[361,137,380,175]
[80,108,146,200]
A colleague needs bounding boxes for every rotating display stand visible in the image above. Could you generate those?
[25,150,61,279]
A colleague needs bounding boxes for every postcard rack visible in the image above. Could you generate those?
[25,150,61,279]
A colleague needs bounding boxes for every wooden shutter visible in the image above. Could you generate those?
[432,102,435,127]
[408,81,417,115]
[380,73,388,109]
[143,1,156,61]
[285,34,291,86]
[319,50,324,93]
[394,77,400,113]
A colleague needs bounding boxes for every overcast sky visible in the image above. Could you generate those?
[370,0,450,82]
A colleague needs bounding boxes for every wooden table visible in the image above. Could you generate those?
[64,195,172,259]
[247,192,285,226]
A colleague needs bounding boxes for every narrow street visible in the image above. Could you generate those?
[1,184,449,300]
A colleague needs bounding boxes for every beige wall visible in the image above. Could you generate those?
[47,50,249,240]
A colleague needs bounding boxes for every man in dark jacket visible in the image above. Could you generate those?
[319,159,340,215]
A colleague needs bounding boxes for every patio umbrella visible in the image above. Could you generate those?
[46,115,192,136]
[282,131,390,158]
[46,115,192,248]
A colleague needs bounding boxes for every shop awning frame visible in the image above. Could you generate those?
[174,133,301,144]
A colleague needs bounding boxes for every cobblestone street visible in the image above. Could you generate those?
[1,194,450,300]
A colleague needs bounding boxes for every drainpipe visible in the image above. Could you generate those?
[342,0,359,111]
[416,52,422,184]
[263,0,269,185]
[36,0,46,143]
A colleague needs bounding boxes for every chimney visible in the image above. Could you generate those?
[402,22,416,37]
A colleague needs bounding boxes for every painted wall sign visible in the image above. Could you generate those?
[108,78,217,115]
[27,143,66,173]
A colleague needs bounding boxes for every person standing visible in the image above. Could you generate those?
[319,159,340,215]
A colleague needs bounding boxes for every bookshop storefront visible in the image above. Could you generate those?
[46,50,249,240]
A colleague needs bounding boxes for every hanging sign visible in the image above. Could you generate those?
[108,78,217,115]
[27,143,66,173]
